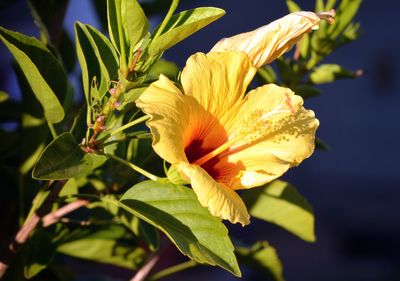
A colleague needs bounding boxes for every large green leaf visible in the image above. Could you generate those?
[0,27,66,123]
[58,224,146,269]
[121,0,149,49]
[242,180,315,242]
[107,0,122,55]
[89,195,160,252]
[149,7,225,56]
[236,241,284,281]
[75,22,118,101]
[12,63,50,175]
[118,180,241,276]
[32,132,91,179]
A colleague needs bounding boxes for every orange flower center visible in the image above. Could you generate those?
[184,126,232,182]
[184,93,294,184]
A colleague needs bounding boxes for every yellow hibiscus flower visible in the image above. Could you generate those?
[136,10,335,226]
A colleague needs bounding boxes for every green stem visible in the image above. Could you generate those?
[306,52,323,70]
[102,132,151,147]
[69,106,83,134]
[152,0,180,41]
[67,193,101,201]
[111,115,149,136]
[115,0,128,75]
[85,97,92,143]
[97,115,150,143]
[106,153,159,182]
[148,260,198,281]
[47,121,57,139]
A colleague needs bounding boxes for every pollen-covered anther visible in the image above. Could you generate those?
[284,92,295,114]
[236,99,294,147]
[317,9,336,24]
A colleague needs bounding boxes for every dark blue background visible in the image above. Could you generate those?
[1,0,399,280]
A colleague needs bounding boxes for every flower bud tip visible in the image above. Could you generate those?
[317,9,336,24]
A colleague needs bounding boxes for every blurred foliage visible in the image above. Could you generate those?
[0,0,362,280]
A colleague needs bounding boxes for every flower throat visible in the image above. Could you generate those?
[193,93,294,166]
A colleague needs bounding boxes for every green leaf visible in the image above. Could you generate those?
[325,0,338,10]
[107,0,120,54]
[12,63,50,175]
[118,87,146,109]
[59,239,145,269]
[286,0,301,13]
[32,132,92,180]
[242,180,315,242]
[149,7,225,56]
[89,194,159,251]
[107,0,144,58]
[58,225,146,269]
[148,59,179,81]
[0,27,66,123]
[59,178,79,197]
[236,241,284,281]
[75,22,118,101]
[339,22,361,45]
[85,24,118,85]
[257,66,277,84]
[121,0,149,50]
[299,33,310,58]
[309,64,356,84]
[328,0,362,39]
[118,180,241,276]
[0,91,9,103]
[315,0,324,12]
[128,216,160,252]
[19,142,46,176]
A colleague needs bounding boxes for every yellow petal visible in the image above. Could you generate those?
[178,162,250,226]
[223,84,318,189]
[181,51,257,121]
[137,74,230,166]
[135,75,195,164]
[210,11,321,67]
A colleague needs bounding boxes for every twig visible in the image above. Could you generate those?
[0,180,66,278]
[106,153,159,182]
[130,254,160,281]
[42,199,89,227]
